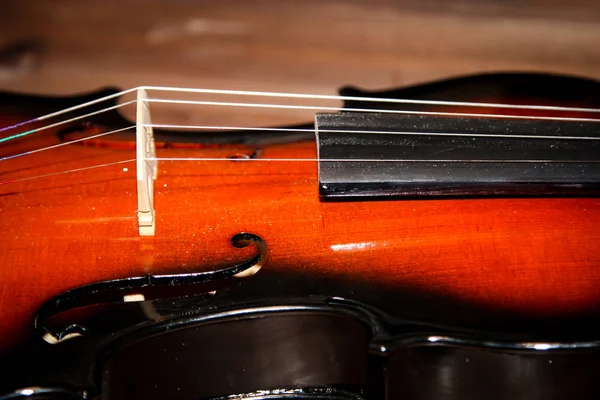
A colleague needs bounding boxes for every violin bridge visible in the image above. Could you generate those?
[136,88,157,236]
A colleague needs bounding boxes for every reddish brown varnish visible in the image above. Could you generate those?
[1,74,600,353]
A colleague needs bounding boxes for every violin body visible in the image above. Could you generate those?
[1,72,600,398]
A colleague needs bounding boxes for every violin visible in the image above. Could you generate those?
[0,72,599,399]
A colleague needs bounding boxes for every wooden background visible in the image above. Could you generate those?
[0,0,599,123]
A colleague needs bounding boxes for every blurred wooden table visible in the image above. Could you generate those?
[1,0,599,122]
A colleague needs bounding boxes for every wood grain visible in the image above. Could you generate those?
[1,2,600,352]
[1,75,600,353]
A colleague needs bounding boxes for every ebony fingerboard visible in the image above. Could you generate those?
[315,112,600,199]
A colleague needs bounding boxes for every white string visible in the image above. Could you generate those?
[0,100,137,144]
[139,85,600,114]
[30,88,138,122]
[0,126,135,162]
[146,157,600,163]
[6,114,597,167]
[144,124,600,141]
[3,84,600,138]
[2,84,600,188]
[3,155,597,188]
[0,159,135,186]
[3,121,597,166]
[143,98,600,123]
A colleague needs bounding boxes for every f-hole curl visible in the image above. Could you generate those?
[35,232,267,343]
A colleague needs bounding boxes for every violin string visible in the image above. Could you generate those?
[3,154,598,187]
[2,84,600,145]
[5,105,600,167]
[148,157,600,163]
[2,117,599,170]
[141,85,600,114]
[143,98,600,123]
[2,85,600,185]
[0,159,135,186]
[0,100,137,144]
[3,121,599,166]
[0,88,139,135]
[2,100,599,161]
[0,126,135,162]
[145,124,600,141]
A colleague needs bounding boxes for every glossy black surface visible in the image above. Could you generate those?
[316,113,600,199]
[2,285,599,400]
[386,344,600,400]
[101,312,370,400]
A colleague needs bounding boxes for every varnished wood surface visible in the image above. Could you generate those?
[1,2,600,353]
[1,83,600,353]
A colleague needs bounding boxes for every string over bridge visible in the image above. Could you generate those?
[136,88,158,236]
